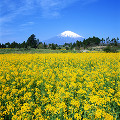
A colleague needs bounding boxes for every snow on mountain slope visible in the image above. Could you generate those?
[59,31,82,38]
[43,31,84,45]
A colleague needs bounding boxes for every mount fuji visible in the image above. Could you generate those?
[43,31,84,45]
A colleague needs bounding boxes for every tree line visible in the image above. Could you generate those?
[0,34,39,49]
[0,34,119,50]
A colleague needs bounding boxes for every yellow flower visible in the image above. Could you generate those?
[0,53,119,119]
[74,113,81,120]
[95,109,102,118]
[84,104,91,111]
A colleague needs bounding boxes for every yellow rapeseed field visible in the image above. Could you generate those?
[0,53,120,120]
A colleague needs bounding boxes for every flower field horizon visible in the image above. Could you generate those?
[0,53,120,120]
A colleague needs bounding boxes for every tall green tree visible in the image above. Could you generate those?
[1,43,6,48]
[83,37,101,47]
[76,40,81,50]
[21,41,27,48]
[71,42,76,49]
[43,42,47,49]
[5,42,10,48]
[10,41,19,48]
[26,34,37,48]
[51,43,56,50]
[101,38,104,46]
[106,37,110,45]
[113,38,117,46]
[111,38,114,44]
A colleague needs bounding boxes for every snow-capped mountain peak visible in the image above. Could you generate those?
[59,31,82,38]
[43,31,84,45]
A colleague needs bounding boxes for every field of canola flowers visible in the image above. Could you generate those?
[0,53,120,120]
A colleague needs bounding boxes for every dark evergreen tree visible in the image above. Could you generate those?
[18,43,21,48]
[72,42,76,48]
[101,38,104,45]
[106,37,110,45]
[69,43,72,47]
[48,44,52,49]
[83,39,87,48]
[21,41,27,48]
[26,34,37,48]
[1,44,6,48]
[76,40,81,49]
[5,42,10,48]
[111,38,114,45]
[43,42,47,49]
[79,41,83,47]
[113,38,117,46]
[10,41,19,48]
[51,43,56,50]
[83,37,101,47]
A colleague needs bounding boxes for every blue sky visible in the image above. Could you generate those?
[0,0,120,43]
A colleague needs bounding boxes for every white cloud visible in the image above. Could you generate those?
[0,0,34,24]
[0,0,98,23]
[39,0,80,17]
[37,0,98,17]
[20,22,34,27]
[19,22,35,31]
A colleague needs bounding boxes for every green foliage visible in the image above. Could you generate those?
[37,43,44,49]
[58,47,61,50]
[5,42,10,48]
[103,46,111,52]
[21,41,27,48]
[26,34,37,48]
[51,43,56,50]
[43,42,47,49]
[103,46,118,53]
[0,35,119,51]
[76,40,82,49]
[65,47,69,50]
[83,36,101,47]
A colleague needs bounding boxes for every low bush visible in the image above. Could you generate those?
[103,46,118,53]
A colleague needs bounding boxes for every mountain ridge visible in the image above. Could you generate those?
[43,31,84,45]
